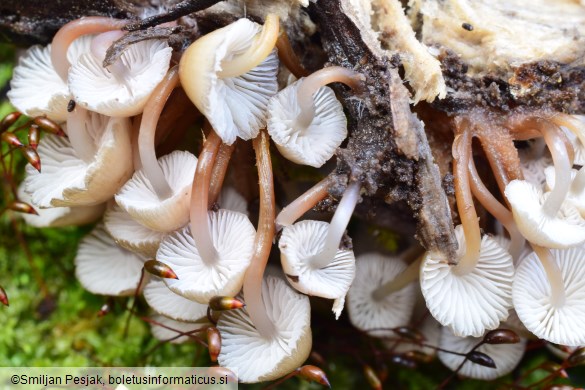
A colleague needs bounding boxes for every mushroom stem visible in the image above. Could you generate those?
[66,106,97,163]
[571,167,585,194]
[275,176,333,231]
[531,244,566,308]
[244,130,277,338]
[371,256,422,301]
[208,143,235,207]
[138,67,179,199]
[540,121,571,217]
[309,182,361,269]
[217,14,279,78]
[51,16,127,81]
[190,127,222,265]
[275,28,309,78]
[551,114,585,156]
[468,154,525,260]
[296,66,364,129]
[452,129,481,275]
[131,115,142,171]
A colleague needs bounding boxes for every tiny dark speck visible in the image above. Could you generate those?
[462,23,474,31]
[67,100,76,112]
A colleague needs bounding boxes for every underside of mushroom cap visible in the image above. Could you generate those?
[115,150,197,232]
[267,82,346,167]
[347,253,417,337]
[217,274,312,383]
[279,220,355,319]
[438,327,526,380]
[18,183,105,228]
[421,225,514,337]
[180,18,278,145]
[150,314,209,344]
[69,39,172,117]
[386,315,442,357]
[24,115,133,207]
[513,247,585,346]
[104,202,166,258]
[218,186,248,216]
[157,209,255,304]
[75,225,145,296]
[545,167,585,215]
[505,180,585,248]
[144,277,207,322]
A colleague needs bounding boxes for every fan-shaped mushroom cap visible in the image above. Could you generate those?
[144,277,207,322]
[104,203,166,258]
[279,220,355,319]
[157,209,255,304]
[7,36,92,122]
[217,274,312,383]
[505,180,585,248]
[69,39,172,117]
[179,19,278,144]
[24,115,133,207]
[75,226,145,296]
[438,327,526,380]
[545,167,585,215]
[267,82,346,167]
[18,183,105,227]
[513,247,585,346]
[218,186,248,216]
[150,314,209,344]
[115,150,197,232]
[347,253,417,337]
[420,225,514,337]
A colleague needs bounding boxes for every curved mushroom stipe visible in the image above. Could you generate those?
[51,16,127,81]
[208,143,235,208]
[275,28,309,78]
[244,130,277,339]
[138,66,179,199]
[66,106,98,164]
[218,14,280,78]
[296,66,364,128]
[275,176,333,231]
[530,245,566,308]
[309,181,361,269]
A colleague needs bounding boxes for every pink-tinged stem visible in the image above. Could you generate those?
[190,128,221,265]
[66,106,97,163]
[51,17,127,81]
[275,176,333,231]
[309,181,361,269]
[452,128,481,275]
[244,130,277,338]
[540,121,571,217]
[296,66,364,128]
[138,66,179,199]
[208,143,235,207]
[532,244,566,307]
[468,153,525,261]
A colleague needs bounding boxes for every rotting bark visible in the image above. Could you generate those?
[310,0,457,261]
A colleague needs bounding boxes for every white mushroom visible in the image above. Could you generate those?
[347,253,418,337]
[179,16,280,144]
[75,226,145,296]
[143,277,207,322]
[545,166,585,216]
[150,314,209,344]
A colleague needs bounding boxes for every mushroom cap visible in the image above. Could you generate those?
[143,277,207,322]
[279,220,355,319]
[218,186,248,216]
[385,315,442,357]
[179,19,278,145]
[157,209,255,304]
[347,253,418,337]
[438,327,526,380]
[7,36,92,123]
[217,274,312,383]
[513,247,585,346]
[420,225,515,337]
[150,314,209,344]
[545,166,585,215]
[518,144,551,188]
[24,115,133,207]
[104,202,166,258]
[115,150,197,232]
[505,179,585,249]
[267,82,347,168]
[18,183,105,228]
[75,225,145,296]
[69,39,172,117]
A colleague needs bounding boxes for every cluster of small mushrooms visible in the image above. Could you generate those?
[3,0,585,386]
